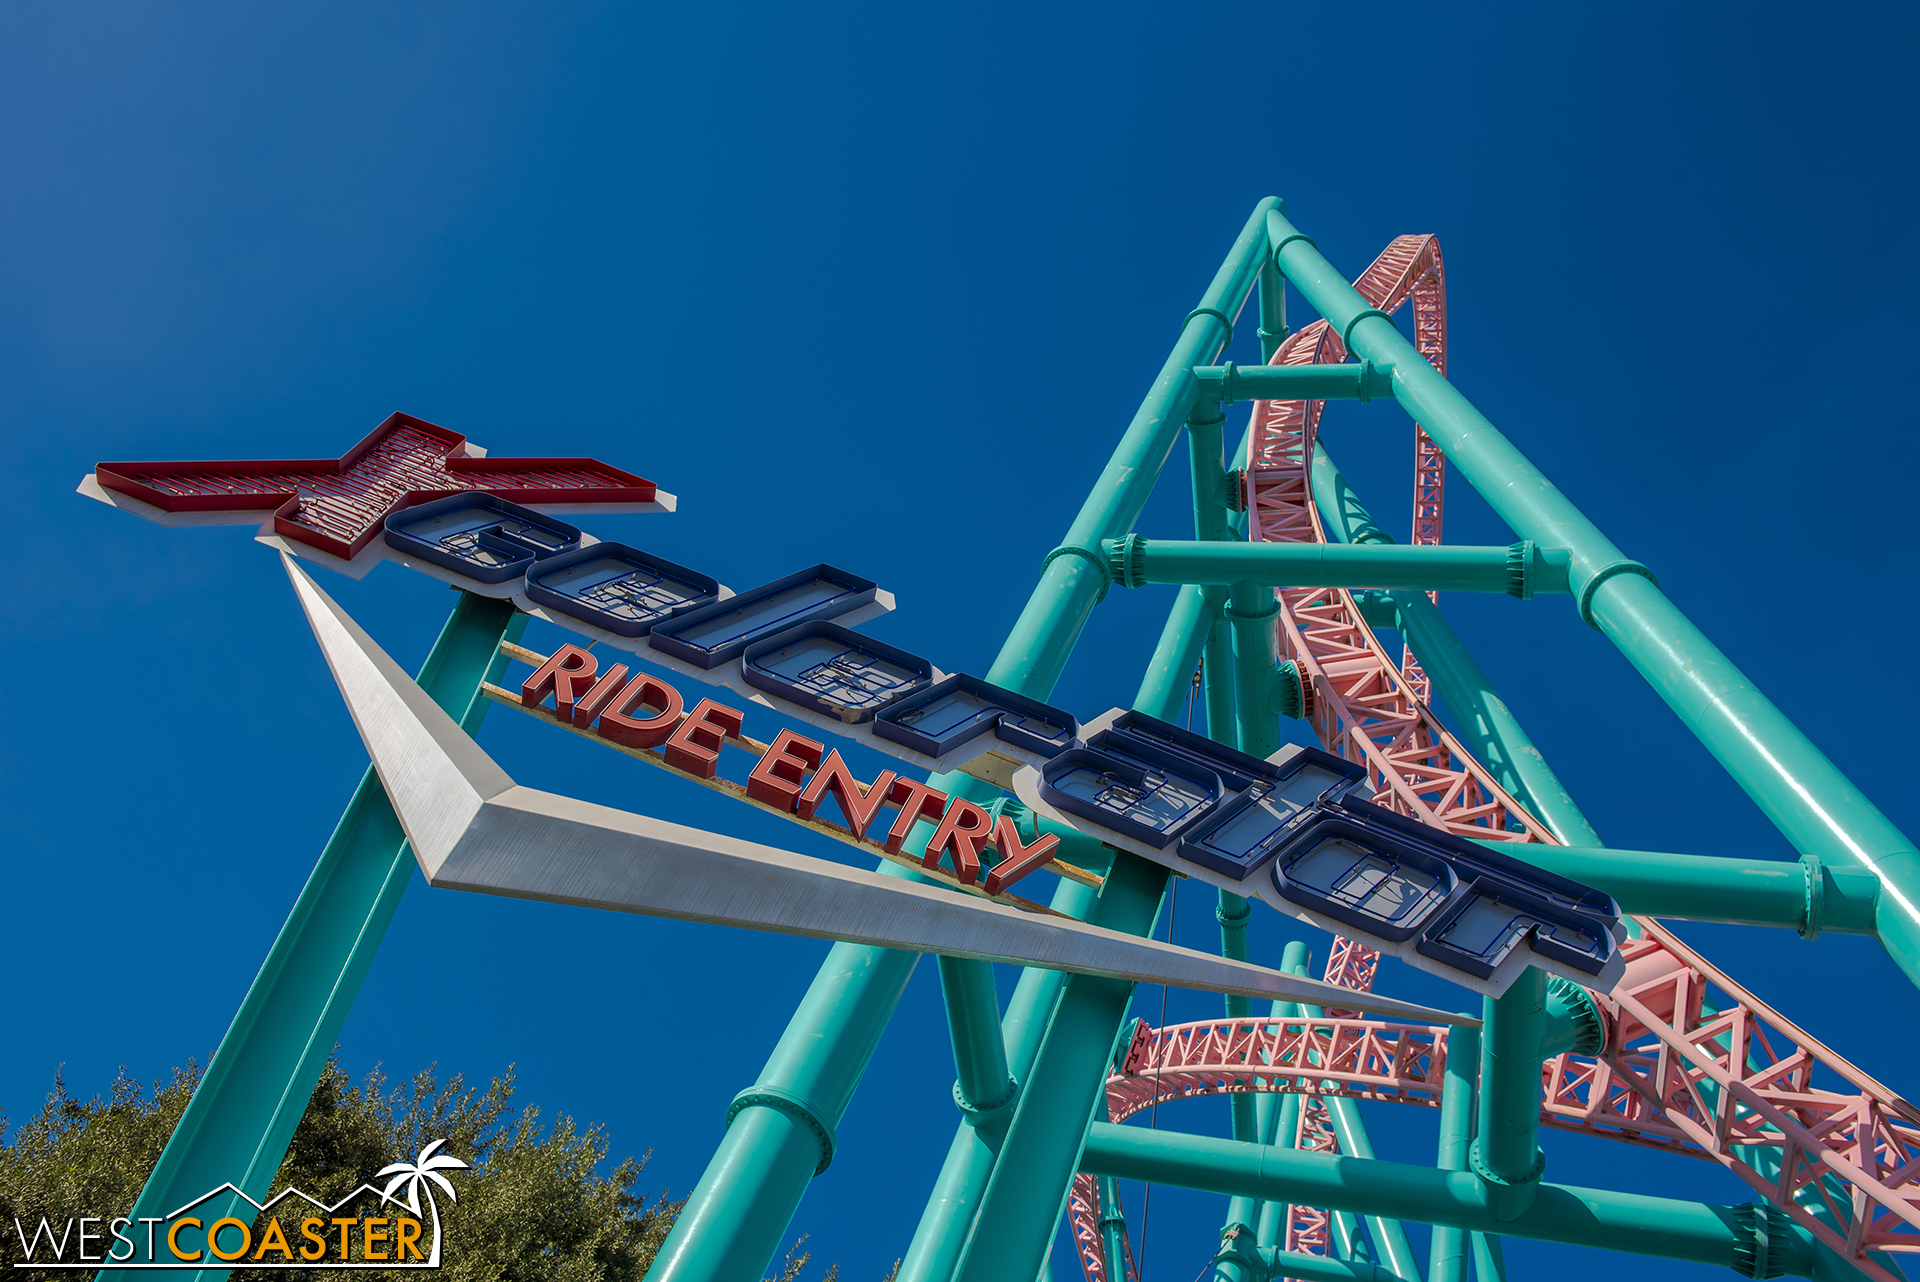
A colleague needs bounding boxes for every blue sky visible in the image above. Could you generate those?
[3,3,1917,1279]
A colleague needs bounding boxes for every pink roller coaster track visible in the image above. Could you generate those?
[1067,238,1920,1282]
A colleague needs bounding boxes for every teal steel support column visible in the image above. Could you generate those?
[994,197,1278,696]
[1193,362,1396,404]
[1135,583,1210,722]
[895,870,1104,1282]
[101,593,524,1282]
[1254,940,1312,1248]
[1472,971,1546,1222]
[1267,204,1920,986]
[1258,258,1288,362]
[1097,1175,1131,1282]
[1324,1100,1422,1281]
[1186,384,1240,747]
[949,852,1173,1282]
[1469,1234,1507,1282]
[650,902,922,1281]
[1227,575,1284,757]
[682,202,1278,1281]
[1487,842,1879,934]
[904,578,1213,1282]
[1105,538,1569,595]
[939,945,1017,1118]
[1430,1023,1480,1282]
[1079,1123,1834,1278]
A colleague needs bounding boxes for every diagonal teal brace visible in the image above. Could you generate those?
[99,591,525,1281]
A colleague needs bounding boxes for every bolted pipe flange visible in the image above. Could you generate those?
[1575,559,1659,631]
[1729,1201,1794,1280]
[1043,544,1112,603]
[1273,659,1313,721]
[1506,541,1537,600]
[727,1085,838,1175]
[1105,534,1149,590]
[952,1076,1019,1128]
[1224,468,1248,512]
[1543,974,1609,1056]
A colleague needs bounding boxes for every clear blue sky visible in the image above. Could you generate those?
[3,4,1916,1279]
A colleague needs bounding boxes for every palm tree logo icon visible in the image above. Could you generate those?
[377,1139,469,1266]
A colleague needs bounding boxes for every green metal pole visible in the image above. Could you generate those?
[1105,538,1569,594]
[901,583,1212,1282]
[1258,258,1288,363]
[650,893,922,1281]
[1189,397,1244,747]
[1268,204,1920,987]
[1097,1175,1131,1282]
[1255,939,1312,1248]
[1193,362,1397,403]
[1135,583,1210,720]
[1472,970,1547,1222]
[1309,440,1598,846]
[948,853,1173,1282]
[1429,1023,1479,1282]
[1468,1233,1507,1282]
[1485,842,1878,933]
[1079,1123,1830,1277]
[990,197,1279,697]
[100,593,524,1282]
[684,203,1279,1280]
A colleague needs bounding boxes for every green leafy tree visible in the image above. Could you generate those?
[0,1055,842,1281]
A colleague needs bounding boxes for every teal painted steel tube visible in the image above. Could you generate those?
[1254,1249,1396,1282]
[1430,1023,1479,1282]
[1098,1175,1131,1282]
[1228,576,1283,757]
[991,198,1280,697]
[1324,1100,1423,1281]
[650,909,921,1281]
[905,580,1209,1281]
[939,951,1017,1114]
[1468,1234,1506,1282]
[1482,842,1879,934]
[1134,582,1210,720]
[1106,537,1569,594]
[895,870,1104,1282]
[1267,205,1920,987]
[1193,362,1396,403]
[949,853,1172,1282]
[1258,258,1287,362]
[1309,441,1599,848]
[1189,398,1245,747]
[1473,971,1546,1222]
[1079,1122,1824,1277]
[100,593,524,1282]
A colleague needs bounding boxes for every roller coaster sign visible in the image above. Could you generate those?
[85,429,1625,999]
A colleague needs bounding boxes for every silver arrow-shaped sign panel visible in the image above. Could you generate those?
[285,555,1476,1027]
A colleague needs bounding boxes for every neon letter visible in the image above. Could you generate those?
[982,816,1061,895]
[521,644,598,721]
[298,1218,327,1262]
[597,674,684,749]
[569,663,630,726]
[884,779,949,854]
[331,1218,356,1259]
[362,1218,389,1261]
[796,752,897,840]
[925,798,995,884]
[746,730,826,812]
[396,1218,425,1261]
[663,698,745,779]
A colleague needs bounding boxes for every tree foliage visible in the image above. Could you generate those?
[0,1056,844,1281]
